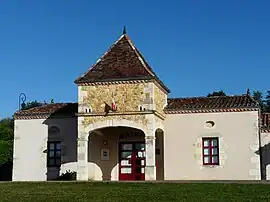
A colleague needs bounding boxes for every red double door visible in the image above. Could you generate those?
[119,142,145,181]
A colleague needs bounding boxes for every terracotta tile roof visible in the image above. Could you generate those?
[14,95,260,119]
[74,34,170,93]
[14,103,78,119]
[165,95,259,113]
[261,113,270,132]
[14,97,269,133]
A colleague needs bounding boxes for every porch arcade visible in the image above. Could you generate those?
[76,118,164,181]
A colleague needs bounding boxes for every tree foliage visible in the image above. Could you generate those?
[265,90,270,112]
[251,90,270,113]
[207,90,226,97]
[21,101,43,110]
[252,90,266,112]
[0,118,14,164]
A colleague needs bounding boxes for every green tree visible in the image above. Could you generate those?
[252,90,266,112]
[21,100,43,110]
[207,90,226,97]
[0,118,14,164]
[265,90,270,112]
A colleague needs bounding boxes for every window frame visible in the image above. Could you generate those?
[202,137,219,165]
[47,141,61,167]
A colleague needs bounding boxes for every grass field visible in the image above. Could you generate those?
[0,182,269,201]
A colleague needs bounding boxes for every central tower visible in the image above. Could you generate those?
[74,29,169,181]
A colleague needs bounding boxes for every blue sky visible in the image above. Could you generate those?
[0,0,270,118]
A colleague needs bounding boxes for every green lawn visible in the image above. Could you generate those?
[0,182,269,201]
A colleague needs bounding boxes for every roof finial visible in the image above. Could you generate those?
[247,88,250,95]
[122,26,127,35]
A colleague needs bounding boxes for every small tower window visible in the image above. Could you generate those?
[85,108,92,113]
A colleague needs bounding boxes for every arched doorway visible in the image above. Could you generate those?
[155,128,164,180]
[87,126,146,181]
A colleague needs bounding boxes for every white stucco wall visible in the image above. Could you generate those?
[13,119,47,181]
[164,111,260,180]
[13,110,262,181]
[12,117,77,181]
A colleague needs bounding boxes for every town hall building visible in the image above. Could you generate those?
[12,30,270,181]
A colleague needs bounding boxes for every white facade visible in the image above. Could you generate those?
[12,109,268,181]
[13,118,77,181]
[164,111,261,180]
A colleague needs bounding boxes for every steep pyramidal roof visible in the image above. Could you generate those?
[74,33,169,92]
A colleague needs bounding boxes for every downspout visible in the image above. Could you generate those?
[258,108,263,180]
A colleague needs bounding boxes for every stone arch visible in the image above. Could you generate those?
[155,128,164,180]
[83,119,148,138]
[155,128,164,133]
[81,119,148,181]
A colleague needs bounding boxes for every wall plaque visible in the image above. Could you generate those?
[101,148,109,161]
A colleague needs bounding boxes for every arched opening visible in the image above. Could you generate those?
[87,126,146,181]
[155,128,164,180]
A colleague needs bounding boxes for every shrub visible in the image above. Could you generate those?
[55,170,76,181]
